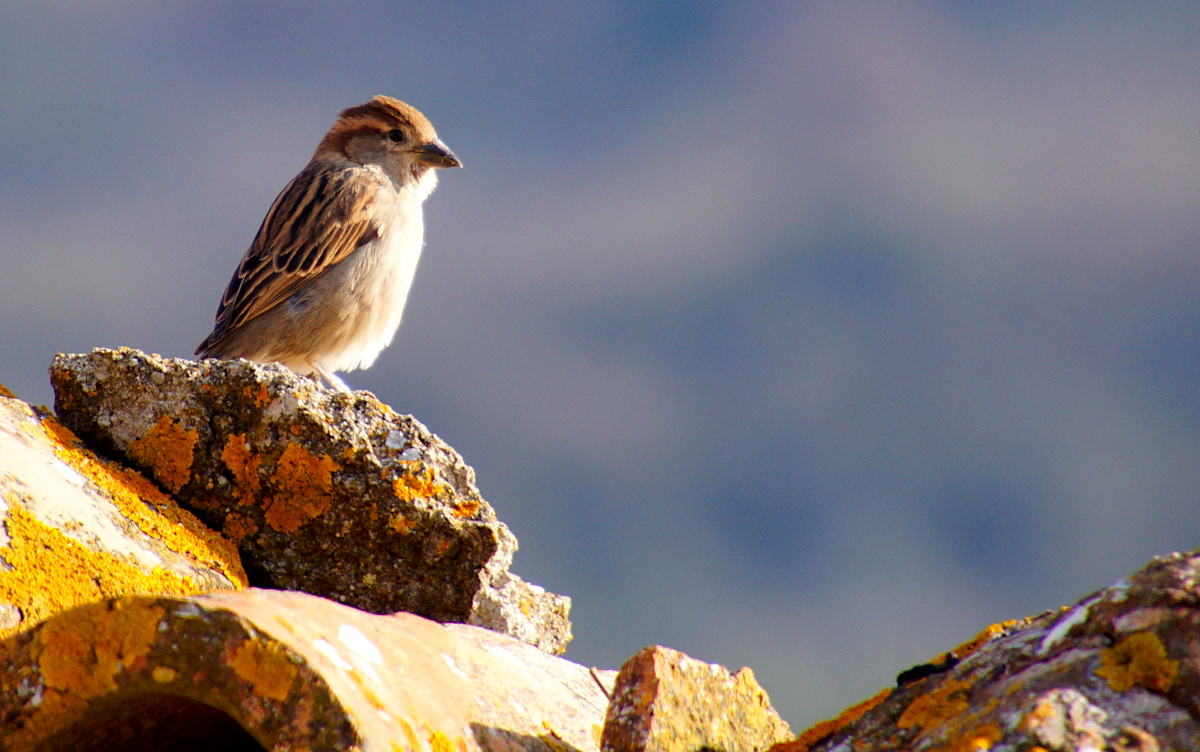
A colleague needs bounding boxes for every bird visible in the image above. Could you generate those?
[196,95,461,392]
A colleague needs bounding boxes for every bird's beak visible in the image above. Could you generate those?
[413,139,462,169]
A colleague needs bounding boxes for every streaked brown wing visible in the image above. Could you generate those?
[204,162,381,346]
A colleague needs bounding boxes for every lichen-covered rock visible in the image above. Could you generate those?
[469,570,573,655]
[0,385,245,641]
[775,550,1200,752]
[50,348,570,654]
[0,589,613,752]
[602,645,792,752]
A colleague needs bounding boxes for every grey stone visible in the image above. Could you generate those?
[50,347,571,653]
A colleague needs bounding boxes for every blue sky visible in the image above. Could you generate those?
[5,2,1200,727]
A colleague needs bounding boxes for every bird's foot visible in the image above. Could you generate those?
[309,363,351,393]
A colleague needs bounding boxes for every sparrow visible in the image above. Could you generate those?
[196,95,461,392]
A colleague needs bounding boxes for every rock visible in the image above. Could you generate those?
[469,570,574,655]
[0,588,615,751]
[50,348,570,654]
[0,386,245,641]
[775,550,1200,752]
[602,645,792,752]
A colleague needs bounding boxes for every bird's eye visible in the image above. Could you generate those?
[386,129,405,143]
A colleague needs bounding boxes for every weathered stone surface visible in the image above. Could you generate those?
[774,550,1200,752]
[50,348,571,653]
[602,645,792,752]
[0,386,245,641]
[0,588,614,752]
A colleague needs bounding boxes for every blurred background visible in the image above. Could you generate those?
[4,2,1200,728]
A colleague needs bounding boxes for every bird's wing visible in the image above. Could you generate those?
[203,162,382,347]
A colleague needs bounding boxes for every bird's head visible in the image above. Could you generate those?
[316,95,461,186]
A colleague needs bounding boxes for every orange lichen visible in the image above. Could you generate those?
[40,416,246,588]
[392,467,449,502]
[242,384,271,407]
[452,500,480,519]
[222,512,258,544]
[6,599,166,751]
[952,620,1019,660]
[390,514,416,535]
[898,680,972,732]
[262,443,340,533]
[221,433,262,499]
[1095,631,1178,693]
[772,687,891,752]
[930,723,1002,752]
[126,414,198,493]
[230,638,298,702]
[0,382,16,399]
[38,598,164,695]
[1019,696,1058,732]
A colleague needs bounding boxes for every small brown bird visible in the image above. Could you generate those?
[196,96,461,391]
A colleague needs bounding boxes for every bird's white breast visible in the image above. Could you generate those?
[317,169,437,373]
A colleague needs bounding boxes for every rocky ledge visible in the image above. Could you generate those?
[2,346,1199,751]
[50,348,569,654]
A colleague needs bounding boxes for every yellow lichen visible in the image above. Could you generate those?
[0,499,214,641]
[392,467,449,502]
[221,433,262,499]
[772,687,891,752]
[396,718,422,752]
[152,665,178,683]
[898,680,972,732]
[540,723,572,752]
[263,443,340,533]
[5,598,166,751]
[1095,631,1178,693]
[126,414,197,493]
[230,638,298,702]
[40,416,246,589]
[428,730,459,752]
[390,514,416,535]
[346,669,387,711]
